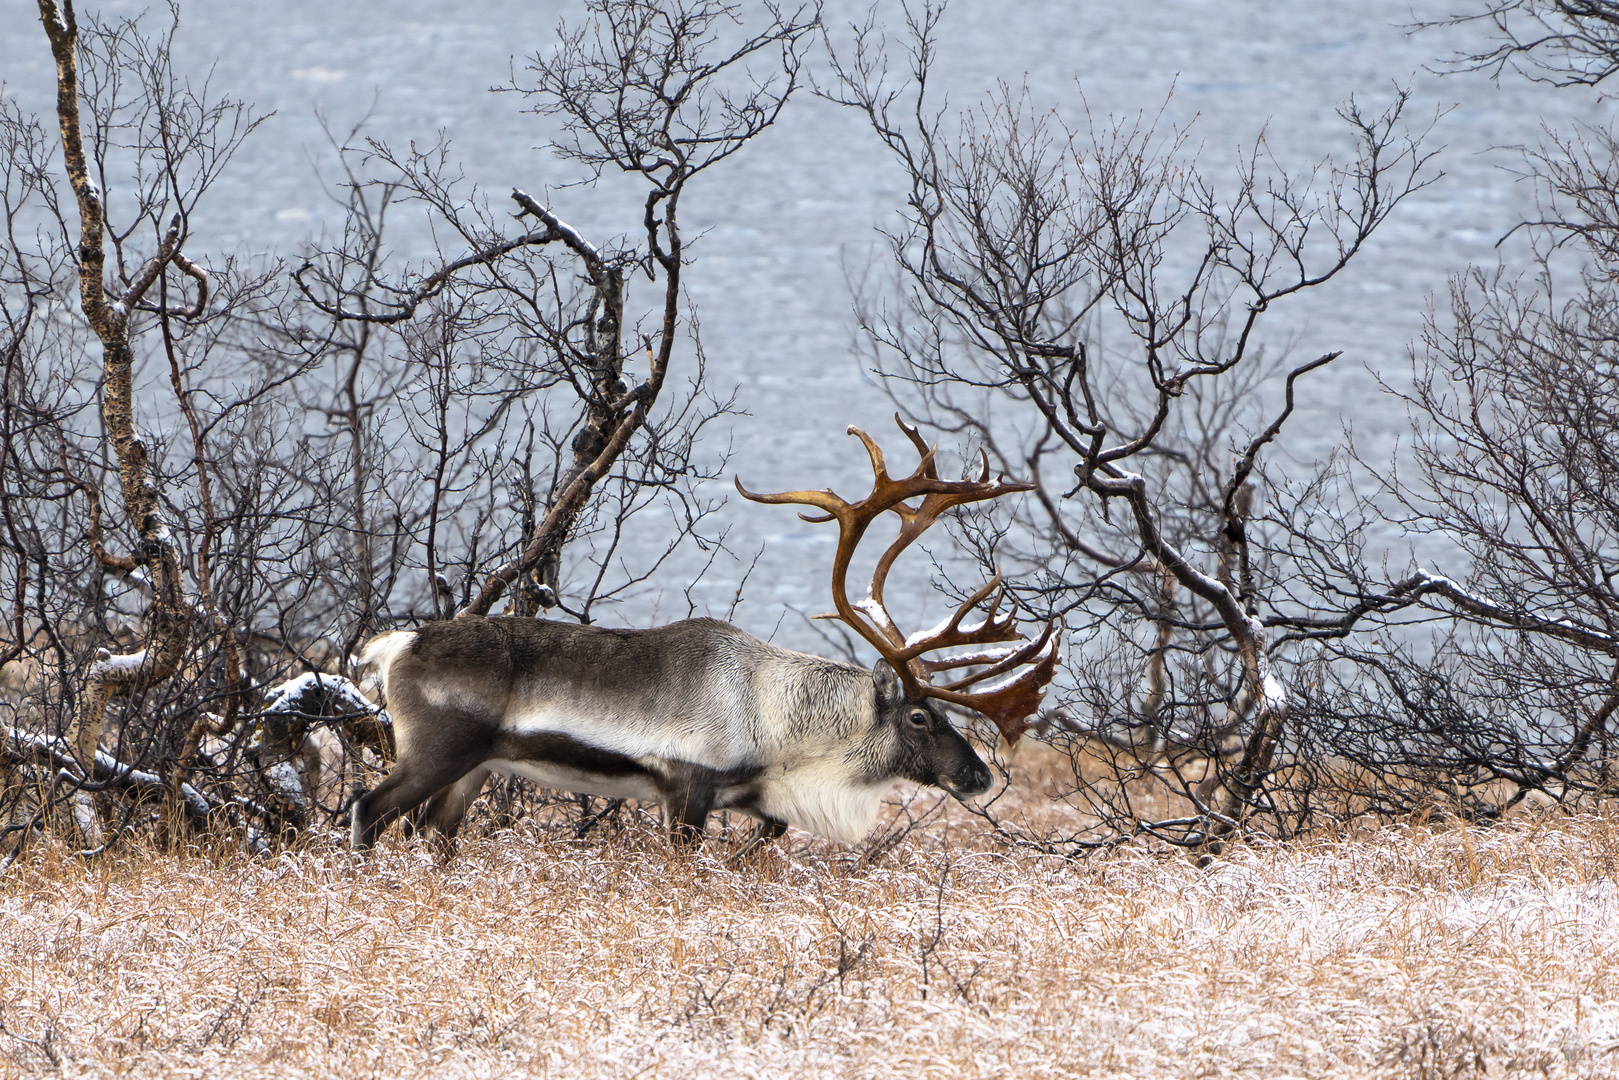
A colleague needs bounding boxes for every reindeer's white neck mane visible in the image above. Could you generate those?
[757,757,895,843]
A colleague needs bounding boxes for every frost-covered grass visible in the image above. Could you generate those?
[3,779,1619,1078]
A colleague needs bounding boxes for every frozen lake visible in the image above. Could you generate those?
[0,0,1603,643]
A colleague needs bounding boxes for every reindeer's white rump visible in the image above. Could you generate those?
[357,631,416,696]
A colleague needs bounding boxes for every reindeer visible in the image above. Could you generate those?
[350,419,1059,854]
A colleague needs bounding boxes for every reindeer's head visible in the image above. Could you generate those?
[870,659,993,797]
[739,416,1061,756]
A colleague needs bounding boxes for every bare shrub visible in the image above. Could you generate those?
[824,2,1444,853]
[0,0,821,861]
[1264,2,1619,823]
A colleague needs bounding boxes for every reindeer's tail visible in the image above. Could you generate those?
[357,631,416,698]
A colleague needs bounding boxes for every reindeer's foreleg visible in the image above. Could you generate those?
[729,815,788,864]
[660,769,716,847]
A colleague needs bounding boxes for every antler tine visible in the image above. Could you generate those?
[929,620,1057,688]
[848,421,926,487]
[891,572,1017,665]
[925,623,1062,743]
[847,423,890,483]
[732,478,850,521]
[893,414,939,480]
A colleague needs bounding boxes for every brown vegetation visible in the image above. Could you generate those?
[3,760,1618,1079]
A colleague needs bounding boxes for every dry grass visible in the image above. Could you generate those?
[4,753,1619,1079]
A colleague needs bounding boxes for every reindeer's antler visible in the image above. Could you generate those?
[737,416,1061,743]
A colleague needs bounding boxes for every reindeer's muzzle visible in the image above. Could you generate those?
[940,758,993,799]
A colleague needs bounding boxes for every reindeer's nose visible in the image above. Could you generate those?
[952,760,992,798]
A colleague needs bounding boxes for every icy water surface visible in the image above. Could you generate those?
[0,1,1604,639]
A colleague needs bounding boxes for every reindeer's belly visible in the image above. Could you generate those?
[500,698,755,771]
[485,758,661,802]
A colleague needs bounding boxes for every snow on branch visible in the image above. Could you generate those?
[3,727,271,853]
[1407,569,1617,652]
[258,671,379,720]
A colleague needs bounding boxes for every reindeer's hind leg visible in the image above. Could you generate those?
[416,766,491,841]
[351,746,489,850]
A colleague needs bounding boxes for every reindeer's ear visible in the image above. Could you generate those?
[873,660,903,708]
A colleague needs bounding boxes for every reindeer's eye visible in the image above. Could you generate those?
[908,709,930,729]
